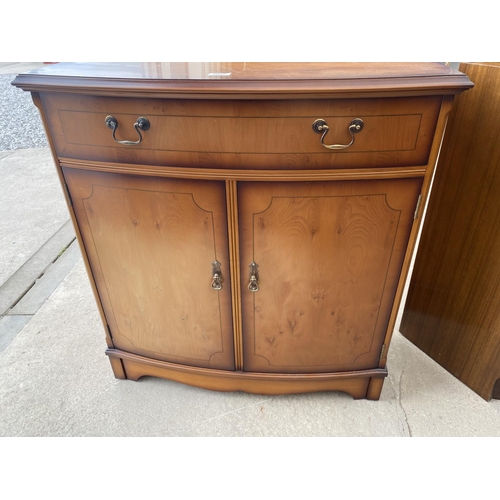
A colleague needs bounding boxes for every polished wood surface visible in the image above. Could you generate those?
[107,349,386,399]
[41,93,441,169]
[31,93,116,351]
[239,178,422,373]
[13,62,468,81]
[64,168,235,370]
[377,95,456,372]
[59,158,428,182]
[225,180,244,370]
[12,63,472,399]
[12,62,473,99]
[401,62,500,401]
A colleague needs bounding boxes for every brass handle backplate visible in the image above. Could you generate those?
[248,262,259,292]
[105,115,150,145]
[312,118,364,150]
[211,260,223,290]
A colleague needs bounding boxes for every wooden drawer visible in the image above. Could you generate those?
[41,92,442,170]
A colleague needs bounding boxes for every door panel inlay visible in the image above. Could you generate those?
[64,168,235,370]
[239,179,422,373]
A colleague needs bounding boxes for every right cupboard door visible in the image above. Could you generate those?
[239,178,422,373]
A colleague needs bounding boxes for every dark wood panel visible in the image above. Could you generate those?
[401,62,500,401]
[63,168,235,370]
[239,178,422,373]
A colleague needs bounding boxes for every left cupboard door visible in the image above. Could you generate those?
[63,168,235,370]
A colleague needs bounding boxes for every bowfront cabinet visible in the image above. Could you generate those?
[12,63,472,399]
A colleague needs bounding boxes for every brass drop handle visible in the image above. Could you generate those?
[105,115,150,145]
[312,118,364,150]
[211,260,223,290]
[248,262,260,292]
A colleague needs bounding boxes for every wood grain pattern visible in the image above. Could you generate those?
[59,158,428,182]
[40,93,441,169]
[14,63,472,399]
[366,376,385,400]
[401,62,500,401]
[376,95,456,368]
[225,180,244,370]
[30,94,117,351]
[239,178,422,373]
[12,62,473,99]
[63,167,235,370]
[108,348,386,398]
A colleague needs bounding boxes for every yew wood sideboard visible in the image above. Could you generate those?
[12,63,472,400]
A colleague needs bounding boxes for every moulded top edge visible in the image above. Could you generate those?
[11,62,474,97]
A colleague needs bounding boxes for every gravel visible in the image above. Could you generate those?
[0,74,48,151]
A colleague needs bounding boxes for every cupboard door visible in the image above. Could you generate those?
[239,178,422,373]
[63,168,234,370]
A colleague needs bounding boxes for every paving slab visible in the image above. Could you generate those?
[0,315,31,352]
[0,220,75,315]
[0,148,69,287]
[0,261,273,437]
[10,240,80,315]
[1,259,499,437]
[387,332,500,436]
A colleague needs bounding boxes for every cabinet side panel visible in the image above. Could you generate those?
[63,168,234,370]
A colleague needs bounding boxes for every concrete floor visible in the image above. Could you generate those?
[1,64,500,437]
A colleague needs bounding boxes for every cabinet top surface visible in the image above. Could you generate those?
[12,62,473,98]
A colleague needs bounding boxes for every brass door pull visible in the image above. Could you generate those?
[211,260,223,290]
[312,118,364,150]
[105,115,150,145]
[248,262,260,292]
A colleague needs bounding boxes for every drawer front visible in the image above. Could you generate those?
[41,93,442,170]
